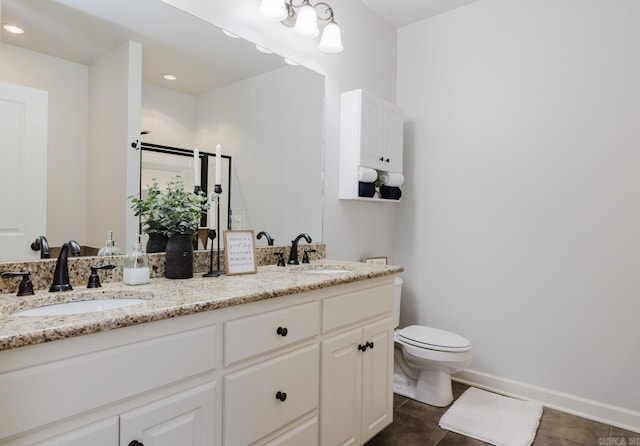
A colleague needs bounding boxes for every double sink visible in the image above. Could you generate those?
[5,264,351,317]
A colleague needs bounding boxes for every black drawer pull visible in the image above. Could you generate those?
[276,391,287,402]
[129,441,143,446]
[276,326,288,336]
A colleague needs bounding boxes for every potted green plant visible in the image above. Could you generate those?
[129,178,169,253]
[129,176,209,278]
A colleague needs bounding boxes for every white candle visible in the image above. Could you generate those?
[193,148,200,187]
[209,192,216,230]
[215,144,222,185]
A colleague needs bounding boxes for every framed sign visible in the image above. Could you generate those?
[363,256,388,265]
[223,230,257,275]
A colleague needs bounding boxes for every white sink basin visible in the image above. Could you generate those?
[303,269,349,274]
[12,298,147,317]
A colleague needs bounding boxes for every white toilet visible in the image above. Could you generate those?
[393,277,472,407]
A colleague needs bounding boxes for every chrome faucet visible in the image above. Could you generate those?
[50,240,81,292]
[288,233,312,265]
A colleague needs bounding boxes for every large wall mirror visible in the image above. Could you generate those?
[0,0,324,262]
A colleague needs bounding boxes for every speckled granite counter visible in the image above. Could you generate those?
[0,261,402,351]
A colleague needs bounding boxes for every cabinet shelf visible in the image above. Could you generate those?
[342,197,401,203]
[339,89,404,201]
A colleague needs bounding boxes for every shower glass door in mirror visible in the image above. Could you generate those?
[140,143,231,250]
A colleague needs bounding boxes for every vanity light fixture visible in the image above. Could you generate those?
[258,0,343,53]
[162,73,177,81]
[3,24,25,34]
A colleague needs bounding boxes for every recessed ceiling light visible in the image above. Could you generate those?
[255,45,273,54]
[162,73,177,81]
[284,58,299,66]
[222,29,240,39]
[3,24,25,34]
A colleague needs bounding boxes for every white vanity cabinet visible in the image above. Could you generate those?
[0,312,219,446]
[0,274,396,446]
[222,301,321,445]
[339,89,403,201]
[320,282,395,446]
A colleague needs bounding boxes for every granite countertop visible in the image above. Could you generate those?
[0,261,403,351]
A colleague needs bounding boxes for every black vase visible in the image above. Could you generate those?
[146,232,168,253]
[165,233,194,279]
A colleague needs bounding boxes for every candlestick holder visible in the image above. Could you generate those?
[203,184,224,277]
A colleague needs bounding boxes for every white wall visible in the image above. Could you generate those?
[0,43,88,248]
[195,66,324,245]
[141,82,196,148]
[396,0,640,427]
[160,0,398,262]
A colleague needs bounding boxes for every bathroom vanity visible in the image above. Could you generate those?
[0,261,401,446]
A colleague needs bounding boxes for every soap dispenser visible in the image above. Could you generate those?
[98,231,122,256]
[123,234,150,285]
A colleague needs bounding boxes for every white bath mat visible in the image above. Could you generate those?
[439,387,543,446]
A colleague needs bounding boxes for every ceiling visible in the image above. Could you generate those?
[1,0,286,95]
[360,0,481,28]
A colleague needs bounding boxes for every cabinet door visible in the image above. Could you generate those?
[361,318,394,443]
[383,104,403,173]
[120,381,217,446]
[320,327,363,446]
[29,417,118,446]
[359,92,385,170]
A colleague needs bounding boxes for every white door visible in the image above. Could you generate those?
[0,81,48,261]
[119,382,217,446]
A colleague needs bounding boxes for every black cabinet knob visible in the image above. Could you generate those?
[385,158,390,163]
[276,326,288,337]
[276,391,287,402]
[129,441,143,446]
[379,156,384,161]
[358,343,367,352]
[366,341,375,349]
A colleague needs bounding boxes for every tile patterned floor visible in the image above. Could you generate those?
[366,382,638,446]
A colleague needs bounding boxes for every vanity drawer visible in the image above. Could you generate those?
[223,344,319,446]
[224,301,319,366]
[322,282,394,333]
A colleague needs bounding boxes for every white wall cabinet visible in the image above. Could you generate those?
[339,89,403,201]
[0,276,395,446]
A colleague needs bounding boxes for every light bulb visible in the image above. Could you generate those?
[318,21,343,53]
[293,4,319,38]
[259,0,288,21]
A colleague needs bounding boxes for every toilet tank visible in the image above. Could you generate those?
[394,276,403,328]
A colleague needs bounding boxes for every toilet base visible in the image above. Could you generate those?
[394,361,454,407]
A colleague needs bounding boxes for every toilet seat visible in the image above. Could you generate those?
[397,325,471,352]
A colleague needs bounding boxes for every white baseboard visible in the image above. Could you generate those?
[453,368,640,434]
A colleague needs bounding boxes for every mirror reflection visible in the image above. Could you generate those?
[0,0,324,262]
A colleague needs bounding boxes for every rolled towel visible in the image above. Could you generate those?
[358,166,378,183]
[380,185,402,200]
[381,172,404,187]
[358,182,376,198]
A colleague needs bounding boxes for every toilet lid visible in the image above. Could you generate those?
[397,325,471,352]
